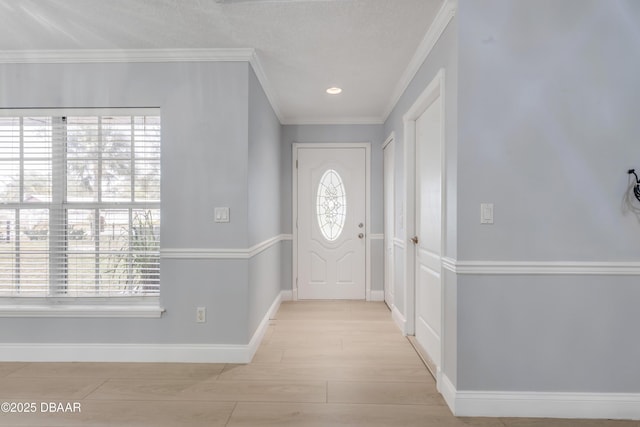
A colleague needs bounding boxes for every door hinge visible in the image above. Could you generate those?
[296,159,298,168]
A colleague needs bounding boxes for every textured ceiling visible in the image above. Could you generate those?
[0,0,444,124]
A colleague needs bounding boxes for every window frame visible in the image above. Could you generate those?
[0,108,163,318]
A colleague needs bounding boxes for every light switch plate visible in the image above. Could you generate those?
[480,203,494,224]
[196,307,206,323]
[214,207,230,223]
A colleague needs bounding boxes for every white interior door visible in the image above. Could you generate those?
[297,147,366,300]
[414,95,442,371]
[383,140,395,309]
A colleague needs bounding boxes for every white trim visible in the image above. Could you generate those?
[292,143,371,301]
[0,48,285,125]
[292,144,299,301]
[0,304,164,318]
[439,374,458,414]
[382,0,457,122]
[391,305,407,334]
[246,290,283,362]
[441,258,640,275]
[161,234,291,260]
[403,69,446,338]
[0,343,250,363]
[161,248,250,259]
[383,134,395,310]
[0,48,256,64]
[0,107,160,117]
[382,132,396,150]
[441,256,457,272]
[248,51,284,124]
[369,290,385,302]
[441,380,640,420]
[280,290,293,301]
[393,237,406,249]
[369,233,384,240]
[248,234,293,258]
[281,116,384,126]
[0,290,288,363]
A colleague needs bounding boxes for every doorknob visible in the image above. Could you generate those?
[411,236,419,245]
[358,233,364,239]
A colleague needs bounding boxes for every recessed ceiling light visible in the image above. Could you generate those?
[326,87,342,95]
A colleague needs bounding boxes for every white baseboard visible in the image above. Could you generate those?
[280,289,293,301]
[246,290,283,362]
[369,290,385,301]
[0,291,286,364]
[439,374,458,413]
[440,375,640,420]
[0,343,251,363]
[391,305,406,333]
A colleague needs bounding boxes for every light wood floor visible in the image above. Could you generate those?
[0,301,638,426]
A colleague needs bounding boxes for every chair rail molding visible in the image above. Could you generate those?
[161,234,292,260]
[441,258,640,275]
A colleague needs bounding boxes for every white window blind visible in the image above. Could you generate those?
[0,110,160,298]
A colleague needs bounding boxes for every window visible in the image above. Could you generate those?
[316,169,346,241]
[0,109,160,300]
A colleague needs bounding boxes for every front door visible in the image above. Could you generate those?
[296,146,366,300]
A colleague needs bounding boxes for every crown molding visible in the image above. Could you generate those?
[382,0,457,122]
[282,116,384,125]
[248,50,285,123]
[0,48,256,64]
[0,48,286,124]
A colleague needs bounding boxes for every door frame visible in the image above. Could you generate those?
[383,133,395,309]
[402,69,446,366]
[292,142,371,301]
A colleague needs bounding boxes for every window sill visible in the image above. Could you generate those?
[0,304,165,318]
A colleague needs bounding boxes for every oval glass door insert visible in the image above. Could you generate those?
[316,169,347,241]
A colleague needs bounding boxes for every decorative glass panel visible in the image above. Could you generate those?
[316,169,347,241]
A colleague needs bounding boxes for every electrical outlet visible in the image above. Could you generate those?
[196,307,206,323]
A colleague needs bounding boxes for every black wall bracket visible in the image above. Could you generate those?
[628,169,640,203]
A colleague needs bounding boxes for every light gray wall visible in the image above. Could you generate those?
[248,67,283,336]
[248,68,282,246]
[0,61,277,346]
[382,12,458,382]
[458,275,640,392]
[458,0,640,262]
[281,124,385,293]
[456,0,640,392]
[384,22,459,262]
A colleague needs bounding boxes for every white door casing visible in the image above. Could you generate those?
[383,135,395,309]
[294,144,368,300]
[414,95,442,370]
[402,69,446,381]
